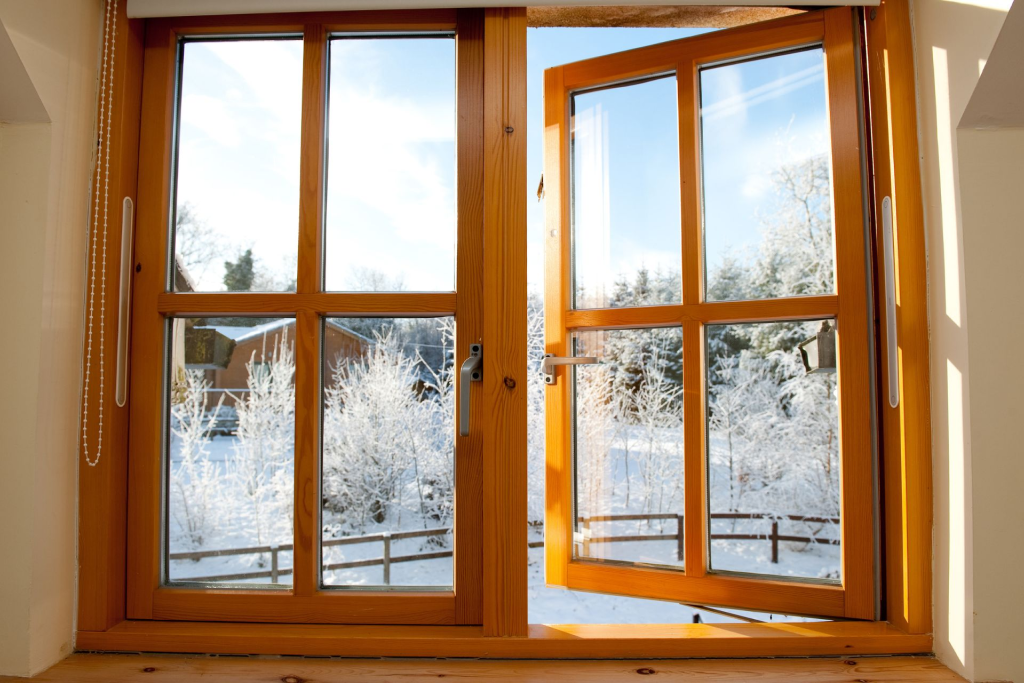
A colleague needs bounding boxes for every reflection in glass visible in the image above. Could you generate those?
[166,317,295,586]
[324,37,456,292]
[700,48,835,302]
[573,327,684,569]
[705,319,840,581]
[321,317,454,589]
[173,39,302,293]
[571,77,681,310]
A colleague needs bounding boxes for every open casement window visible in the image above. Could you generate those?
[126,11,486,624]
[543,9,876,620]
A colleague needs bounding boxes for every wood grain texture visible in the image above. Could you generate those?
[74,620,931,659]
[16,654,962,682]
[561,12,823,92]
[542,9,873,620]
[126,19,179,620]
[150,589,455,624]
[864,0,933,635]
[77,0,144,632]
[144,10,457,36]
[542,64,571,589]
[822,7,876,621]
[157,292,456,315]
[454,8,485,625]
[292,24,327,599]
[291,308,319,597]
[481,6,529,637]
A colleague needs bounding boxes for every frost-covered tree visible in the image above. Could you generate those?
[322,329,439,532]
[630,354,684,520]
[229,329,295,549]
[169,368,224,550]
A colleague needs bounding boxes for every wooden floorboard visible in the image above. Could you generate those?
[9,654,964,682]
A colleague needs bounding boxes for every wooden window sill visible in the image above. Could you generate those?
[76,620,931,659]
[13,652,963,682]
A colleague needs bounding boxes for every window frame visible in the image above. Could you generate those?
[124,9,485,625]
[76,1,934,653]
[542,9,874,620]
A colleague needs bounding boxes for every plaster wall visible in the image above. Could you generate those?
[0,0,102,676]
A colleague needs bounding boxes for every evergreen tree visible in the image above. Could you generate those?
[224,248,255,292]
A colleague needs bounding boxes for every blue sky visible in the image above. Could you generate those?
[173,29,831,298]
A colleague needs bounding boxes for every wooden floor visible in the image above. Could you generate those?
[5,653,965,682]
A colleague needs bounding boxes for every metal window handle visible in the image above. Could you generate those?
[459,344,482,436]
[882,196,899,408]
[542,353,598,385]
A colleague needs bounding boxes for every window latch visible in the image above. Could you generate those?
[458,344,482,436]
[542,353,598,385]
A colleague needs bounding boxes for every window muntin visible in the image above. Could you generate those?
[570,76,682,310]
[172,38,303,293]
[323,35,456,293]
[700,48,836,302]
[320,316,455,590]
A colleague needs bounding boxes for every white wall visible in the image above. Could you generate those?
[912,0,1014,680]
[0,0,101,677]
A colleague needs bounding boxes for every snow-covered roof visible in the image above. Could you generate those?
[198,319,373,345]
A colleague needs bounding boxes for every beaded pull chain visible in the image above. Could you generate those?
[82,0,118,468]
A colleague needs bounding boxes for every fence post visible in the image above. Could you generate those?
[270,545,279,584]
[582,518,591,557]
[771,520,779,564]
[382,532,391,585]
[676,514,684,562]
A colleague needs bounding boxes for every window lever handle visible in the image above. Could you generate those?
[542,353,598,385]
[459,344,482,437]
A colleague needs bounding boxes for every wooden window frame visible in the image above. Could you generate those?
[77,0,933,656]
[124,8,484,626]
[543,9,873,621]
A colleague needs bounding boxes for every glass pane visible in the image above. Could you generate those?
[706,319,840,581]
[571,77,681,310]
[700,48,836,302]
[173,39,302,292]
[166,317,295,586]
[321,317,454,589]
[324,37,456,292]
[573,327,684,570]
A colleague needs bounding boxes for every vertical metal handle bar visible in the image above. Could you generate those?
[459,344,482,436]
[115,197,134,408]
[882,196,899,408]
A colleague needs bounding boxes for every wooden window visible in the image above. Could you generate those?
[77,1,934,654]
[543,9,875,619]
[126,10,485,624]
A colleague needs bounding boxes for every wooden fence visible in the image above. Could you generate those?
[169,513,839,585]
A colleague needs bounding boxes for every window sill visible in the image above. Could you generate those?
[76,620,931,658]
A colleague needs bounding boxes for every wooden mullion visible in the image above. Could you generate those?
[682,320,706,577]
[481,6,528,637]
[297,24,326,296]
[454,8,485,625]
[291,309,319,596]
[156,292,457,316]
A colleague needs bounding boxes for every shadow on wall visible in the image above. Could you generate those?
[913,0,1010,678]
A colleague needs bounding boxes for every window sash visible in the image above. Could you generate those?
[542,8,876,619]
